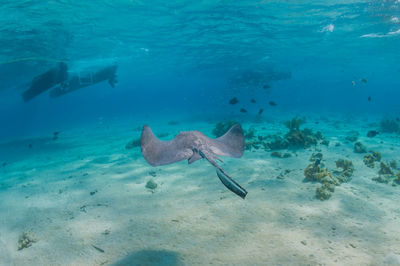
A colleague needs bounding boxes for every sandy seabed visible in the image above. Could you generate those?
[0,113,400,266]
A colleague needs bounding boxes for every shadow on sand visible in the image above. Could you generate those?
[111,249,183,266]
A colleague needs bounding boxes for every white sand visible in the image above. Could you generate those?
[1,114,400,266]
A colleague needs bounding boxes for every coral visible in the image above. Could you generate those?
[380,119,400,133]
[212,121,238,138]
[372,175,390,184]
[284,117,305,132]
[390,160,398,170]
[18,231,36,250]
[316,184,333,200]
[335,159,354,183]
[370,151,382,162]
[283,128,322,148]
[378,162,394,175]
[363,154,375,168]
[145,179,158,190]
[354,142,367,153]
[125,138,140,149]
[304,161,337,185]
[309,153,323,162]
[393,172,400,185]
[304,154,345,200]
[244,127,257,140]
[265,135,289,150]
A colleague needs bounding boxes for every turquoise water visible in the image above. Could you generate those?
[1,1,400,265]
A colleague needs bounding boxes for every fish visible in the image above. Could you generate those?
[263,84,270,89]
[269,101,277,106]
[240,108,247,113]
[140,124,247,198]
[229,97,239,105]
[53,131,59,140]
[361,78,367,83]
[397,117,400,122]
[250,99,256,103]
[367,130,379,138]
[352,81,356,86]
[368,96,371,102]
[258,108,264,115]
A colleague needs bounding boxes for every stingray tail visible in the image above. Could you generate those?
[200,150,247,199]
[216,169,248,199]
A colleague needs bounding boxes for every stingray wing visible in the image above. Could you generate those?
[140,125,192,166]
[208,123,245,158]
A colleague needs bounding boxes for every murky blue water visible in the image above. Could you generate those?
[1,0,399,139]
[1,1,400,265]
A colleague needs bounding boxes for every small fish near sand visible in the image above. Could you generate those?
[240,108,247,113]
[53,132,59,140]
[229,97,239,105]
[361,78,367,83]
[140,124,247,198]
[367,130,379,138]
[368,96,371,102]
[263,84,271,90]
[258,108,264,115]
[250,99,256,103]
[269,101,277,106]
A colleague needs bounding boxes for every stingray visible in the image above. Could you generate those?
[140,124,248,198]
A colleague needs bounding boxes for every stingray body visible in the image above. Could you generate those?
[140,124,247,198]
